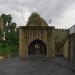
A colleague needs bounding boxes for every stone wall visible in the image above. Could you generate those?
[70,33,75,60]
[63,39,69,59]
[55,29,68,56]
[19,26,55,58]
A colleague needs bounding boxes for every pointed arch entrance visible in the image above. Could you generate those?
[28,39,47,55]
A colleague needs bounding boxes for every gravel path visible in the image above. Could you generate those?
[0,54,75,75]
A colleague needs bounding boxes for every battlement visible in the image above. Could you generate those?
[55,28,68,32]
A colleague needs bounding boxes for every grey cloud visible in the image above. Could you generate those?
[0,0,75,28]
[1,0,74,18]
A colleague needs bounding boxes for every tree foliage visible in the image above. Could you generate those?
[27,12,48,26]
[0,14,19,56]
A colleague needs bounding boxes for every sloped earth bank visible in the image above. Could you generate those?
[0,54,75,75]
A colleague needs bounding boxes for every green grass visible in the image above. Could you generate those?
[0,43,14,56]
[0,47,11,56]
[0,42,18,57]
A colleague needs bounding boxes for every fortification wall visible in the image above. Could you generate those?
[55,29,68,43]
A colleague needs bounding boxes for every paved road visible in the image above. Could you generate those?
[0,54,75,75]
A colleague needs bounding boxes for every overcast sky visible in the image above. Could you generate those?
[0,0,75,29]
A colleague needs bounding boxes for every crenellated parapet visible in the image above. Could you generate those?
[55,28,69,44]
[55,28,68,32]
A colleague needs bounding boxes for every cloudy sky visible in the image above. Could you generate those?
[0,0,75,29]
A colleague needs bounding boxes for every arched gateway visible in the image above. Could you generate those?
[19,26,55,58]
[28,39,47,54]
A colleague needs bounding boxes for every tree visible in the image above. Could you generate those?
[1,14,12,30]
[27,12,48,26]
[0,14,19,56]
[0,14,17,41]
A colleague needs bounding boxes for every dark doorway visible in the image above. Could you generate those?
[28,39,47,55]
